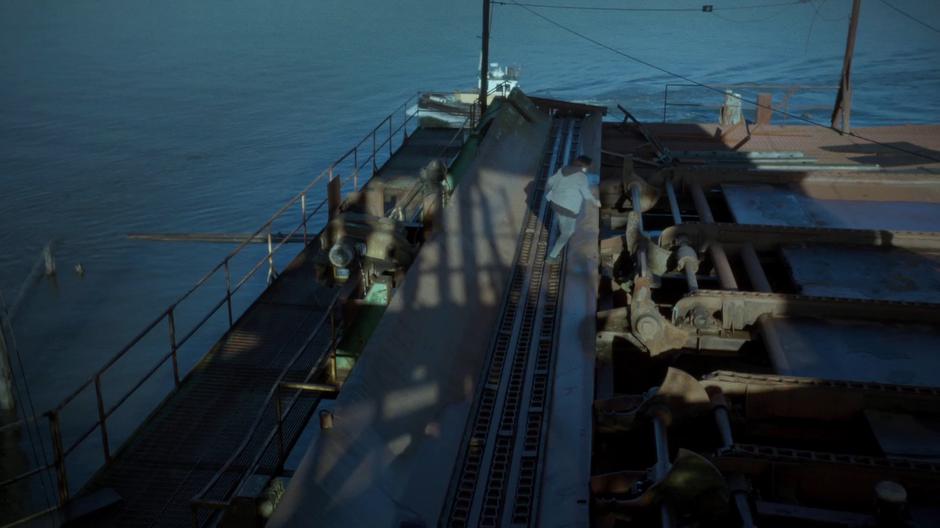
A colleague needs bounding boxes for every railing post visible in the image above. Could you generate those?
[266,232,276,285]
[663,84,669,123]
[48,411,69,504]
[168,308,180,387]
[330,349,338,385]
[224,259,233,328]
[328,171,342,221]
[329,308,336,351]
[371,130,377,177]
[402,104,408,144]
[329,308,338,383]
[274,389,285,465]
[301,192,308,245]
[353,147,359,192]
[94,375,111,462]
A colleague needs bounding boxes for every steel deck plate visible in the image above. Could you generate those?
[723,183,940,230]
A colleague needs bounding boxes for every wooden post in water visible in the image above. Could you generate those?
[478,0,492,117]
[831,0,861,134]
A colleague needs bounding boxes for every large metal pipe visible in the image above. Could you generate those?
[707,387,756,528]
[630,183,650,278]
[630,184,646,233]
[689,183,715,224]
[651,409,676,528]
[689,184,738,289]
[690,183,786,393]
[738,234,785,393]
[708,244,737,290]
[666,180,700,292]
[684,267,699,292]
[740,244,771,293]
[665,180,682,226]
[689,182,761,528]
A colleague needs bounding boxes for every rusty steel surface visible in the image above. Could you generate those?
[672,290,940,329]
[722,183,940,229]
[659,222,940,252]
[593,116,940,526]
[782,245,940,303]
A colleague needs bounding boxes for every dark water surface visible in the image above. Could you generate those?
[1,0,939,504]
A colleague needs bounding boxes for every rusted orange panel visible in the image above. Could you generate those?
[756,93,773,126]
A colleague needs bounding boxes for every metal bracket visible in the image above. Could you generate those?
[659,222,940,253]
[630,283,690,355]
[673,290,940,332]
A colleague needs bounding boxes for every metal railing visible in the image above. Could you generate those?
[661,83,838,124]
[188,291,343,527]
[0,92,427,526]
[187,111,476,527]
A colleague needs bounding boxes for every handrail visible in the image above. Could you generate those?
[190,112,478,526]
[190,292,342,514]
[188,103,480,527]
[0,92,427,523]
[661,82,838,124]
[391,114,472,221]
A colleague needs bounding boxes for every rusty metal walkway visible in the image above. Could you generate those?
[71,127,465,527]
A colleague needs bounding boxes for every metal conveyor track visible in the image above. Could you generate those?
[444,115,583,527]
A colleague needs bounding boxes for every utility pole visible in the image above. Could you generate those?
[831,0,861,134]
[478,0,492,119]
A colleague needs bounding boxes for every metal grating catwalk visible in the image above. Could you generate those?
[444,115,583,527]
[69,125,471,528]
[79,264,337,527]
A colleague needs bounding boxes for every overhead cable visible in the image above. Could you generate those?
[505,0,940,163]
[492,1,809,13]
[877,0,940,35]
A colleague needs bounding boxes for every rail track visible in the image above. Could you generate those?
[444,115,582,527]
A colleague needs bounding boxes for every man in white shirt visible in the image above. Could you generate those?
[544,154,600,263]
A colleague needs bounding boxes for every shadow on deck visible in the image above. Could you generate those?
[75,126,465,528]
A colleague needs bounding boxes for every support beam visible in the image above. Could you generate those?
[327,173,342,220]
[704,370,940,420]
[663,168,940,200]
[673,290,940,330]
[831,0,862,133]
[659,223,940,253]
[716,443,940,506]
